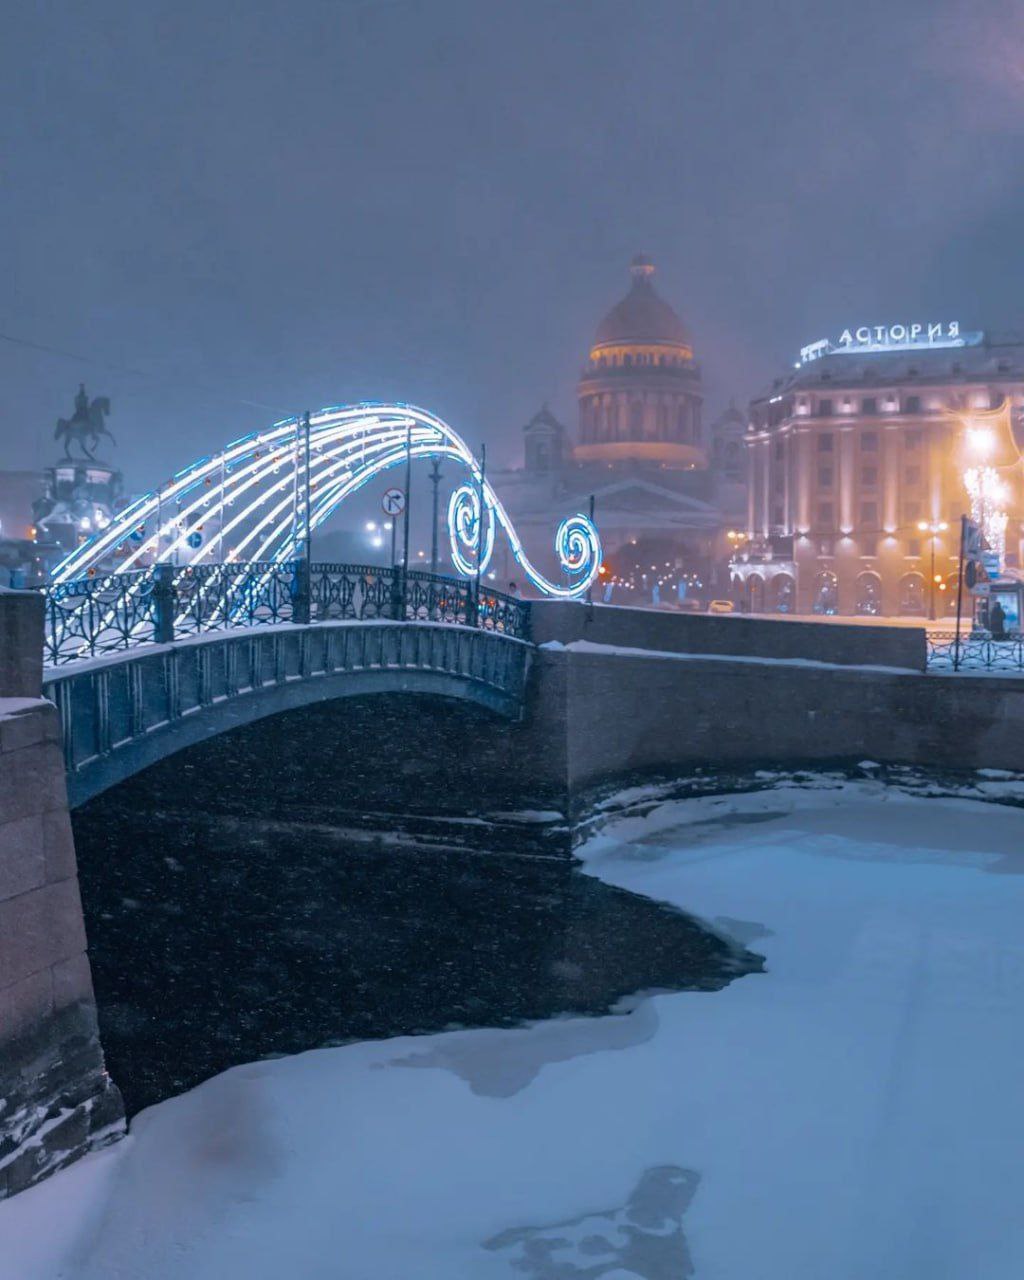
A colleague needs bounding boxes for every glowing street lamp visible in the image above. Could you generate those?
[965,425,996,460]
[917,519,948,620]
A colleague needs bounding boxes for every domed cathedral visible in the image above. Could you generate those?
[489,256,746,604]
[575,254,706,470]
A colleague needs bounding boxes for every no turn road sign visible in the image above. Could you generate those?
[382,488,406,517]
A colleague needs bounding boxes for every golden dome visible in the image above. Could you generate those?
[592,255,692,352]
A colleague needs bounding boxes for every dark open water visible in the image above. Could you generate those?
[71,801,762,1116]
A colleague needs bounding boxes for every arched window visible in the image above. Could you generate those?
[747,574,765,612]
[771,574,795,614]
[898,572,926,616]
[813,571,838,615]
[855,571,882,616]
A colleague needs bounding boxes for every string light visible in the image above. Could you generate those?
[52,403,602,601]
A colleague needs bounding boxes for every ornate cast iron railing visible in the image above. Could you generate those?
[927,631,1024,673]
[44,569,159,666]
[42,562,531,666]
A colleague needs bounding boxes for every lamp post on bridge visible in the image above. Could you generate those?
[292,410,313,624]
[429,457,443,576]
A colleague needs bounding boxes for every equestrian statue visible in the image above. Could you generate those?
[55,384,115,461]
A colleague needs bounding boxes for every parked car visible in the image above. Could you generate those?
[707,599,735,615]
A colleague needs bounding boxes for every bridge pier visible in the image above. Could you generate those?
[0,591,123,1200]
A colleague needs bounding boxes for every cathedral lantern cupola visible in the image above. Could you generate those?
[575,255,704,469]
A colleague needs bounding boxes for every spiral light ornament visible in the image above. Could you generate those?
[52,403,602,599]
[447,484,495,577]
[555,514,603,593]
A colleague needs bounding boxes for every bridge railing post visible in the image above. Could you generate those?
[389,564,406,621]
[291,559,311,625]
[151,563,177,645]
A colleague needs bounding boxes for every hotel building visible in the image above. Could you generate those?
[733,325,1024,618]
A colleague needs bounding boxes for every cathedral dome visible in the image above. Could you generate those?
[593,255,692,351]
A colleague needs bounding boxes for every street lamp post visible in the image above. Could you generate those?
[918,519,949,620]
[428,458,442,575]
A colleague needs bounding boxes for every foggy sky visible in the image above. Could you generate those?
[3,0,1024,493]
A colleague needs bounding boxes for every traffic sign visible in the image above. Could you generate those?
[382,488,406,516]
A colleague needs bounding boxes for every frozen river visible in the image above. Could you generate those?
[5,775,1024,1278]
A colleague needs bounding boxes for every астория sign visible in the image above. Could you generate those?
[799,322,983,365]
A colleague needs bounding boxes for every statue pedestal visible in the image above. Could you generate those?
[33,460,124,561]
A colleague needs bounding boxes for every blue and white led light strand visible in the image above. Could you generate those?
[54,404,602,599]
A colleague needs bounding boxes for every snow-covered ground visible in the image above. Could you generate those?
[5,778,1024,1279]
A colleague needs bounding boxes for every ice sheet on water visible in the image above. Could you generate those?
[7,772,1024,1279]
[384,996,660,1097]
[483,1165,699,1279]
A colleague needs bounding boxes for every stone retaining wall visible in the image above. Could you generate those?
[0,593,123,1199]
[530,599,927,672]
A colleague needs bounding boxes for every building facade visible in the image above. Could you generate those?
[494,256,744,601]
[734,326,1024,618]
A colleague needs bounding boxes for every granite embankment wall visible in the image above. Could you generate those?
[529,599,927,671]
[0,592,123,1200]
[527,602,1024,795]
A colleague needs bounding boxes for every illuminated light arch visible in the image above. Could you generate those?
[52,404,602,599]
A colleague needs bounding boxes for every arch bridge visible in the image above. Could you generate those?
[42,561,533,807]
[38,401,605,806]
